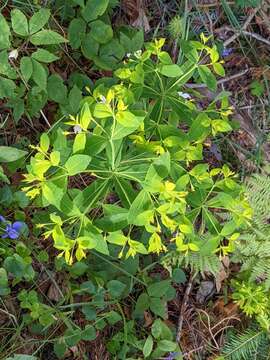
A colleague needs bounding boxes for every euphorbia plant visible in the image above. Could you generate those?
[23,37,252,265]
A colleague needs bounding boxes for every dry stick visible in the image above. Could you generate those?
[223,6,261,47]
[176,272,194,343]
[230,29,270,47]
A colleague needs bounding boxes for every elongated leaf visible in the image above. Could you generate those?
[68,18,86,49]
[31,59,47,90]
[30,30,67,45]
[29,8,51,34]
[65,154,91,176]
[11,9,29,36]
[20,57,33,82]
[0,146,27,162]
[0,14,11,50]
[31,49,59,63]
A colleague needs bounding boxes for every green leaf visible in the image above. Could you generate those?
[65,154,91,175]
[0,77,16,99]
[213,63,225,77]
[81,32,99,60]
[81,325,96,341]
[20,57,33,82]
[0,146,27,162]
[107,280,126,298]
[158,340,177,352]
[128,190,152,224]
[29,8,51,34]
[149,297,167,319]
[160,64,183,77]
[143,336,153,357]
[134,293,149,315]
[11,9,29,36]
[148,280,171,298]
[73,133,86,154]
[198,65,217,91]
[30,30,67,45]
[68,85,82,114]
[31,49,59,63]
[40,133,50,152]
[90,20,113,44]
[81,0,109,22]
[68,18,86,49]
[64,329,81,347]
[94,103,112,118]
[116,111,141,127]
[107,231,127,245]
[53,340,67,359]
[31,59,47,90]
[47,74,67,104]
[0,14,11,50]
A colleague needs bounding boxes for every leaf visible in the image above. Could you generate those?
[134,293,150,315]
[213,63,225,77]
[0,14,11,50]
[81,0,109,22]
[11,9,29,36]
[40,133,50,152]
[149,297,167,319]
[158,340,177,352]
[128,190,152,224]
[53,340,67,359]
[0,77,16,99]
[30,30,67,45]
[65,154,91,175]
[68,85,82,114]
[31,59,47,90]
[147,280,171,298]
[31,49,59,63]
[47,74,67,104]
[73,133,86,154]
[94,103,112,118]
[0,146,27,162]
[81,325,96,341]
[20,57,33,82]
[198,65,217,91]
[81,32,99,60]
[160,64,183,77]
[143,336,153,357]
[29,8,51,34]
[116,110,141,127]
[107,231,127,245]
[107,280,126,298]
[68,18,86,49]
[90,20,113,44]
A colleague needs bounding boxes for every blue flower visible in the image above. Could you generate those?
[222,48,233,57]
[0,215,6,223]
[2,221,25,239]
[165,352,181,360]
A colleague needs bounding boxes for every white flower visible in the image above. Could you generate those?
[73,125,82,134]
[99,95,106,104]
[8,49,18,60]
[134,50,142,58]
[126,53,131,58]
[177,91,191,99]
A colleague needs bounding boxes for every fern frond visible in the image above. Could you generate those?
[221,328,269,360]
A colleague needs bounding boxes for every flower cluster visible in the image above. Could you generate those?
[0,216,25,239]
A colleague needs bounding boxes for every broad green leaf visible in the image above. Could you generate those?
[128,190,152,224]
[80,103,92,130]
[40,133,50,152]
[107,231,127,246]
[158,340,177,352]
[42,181,64,208]
[50,151,60,166]
[20,57,33,82]
[94,103,112,118]
[0,77,16,99]
[65,154,91,175]
[198,65,217,91]
[53,341,67,359]
[81,0,109,22]
[143,336,153,357]
[113,114,144,140]
[107,280,126,298]
[29,8,51,34]
[116,111,140,127]
[213,63,225,77]
[0,14,11,50]
[68,18,86,49]
[81,325,96,341]
[11,9,29,36]
[149,297,167,319]
[30,30,67,45]
[0,146,27,163]
[31,49,59,63]
[134,292,149,315]
[81,32,99,60]
[31,59,47,90]
[47,74,67,104]
[160,64,183,77]
[89,20,113,44]
[147,280,171,298]
[68,85,82,114]
[73,133,86,154]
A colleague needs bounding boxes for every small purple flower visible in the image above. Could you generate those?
[165,352,181,360]
[2,221,25,239]
[0,215,6,223]
[222,48,233,57]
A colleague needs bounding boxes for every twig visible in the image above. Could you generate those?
[185,68,250,89]
[223,6,261,47]
[176,272,194,343]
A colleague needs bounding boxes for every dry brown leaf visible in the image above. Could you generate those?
[47,283,62,302]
